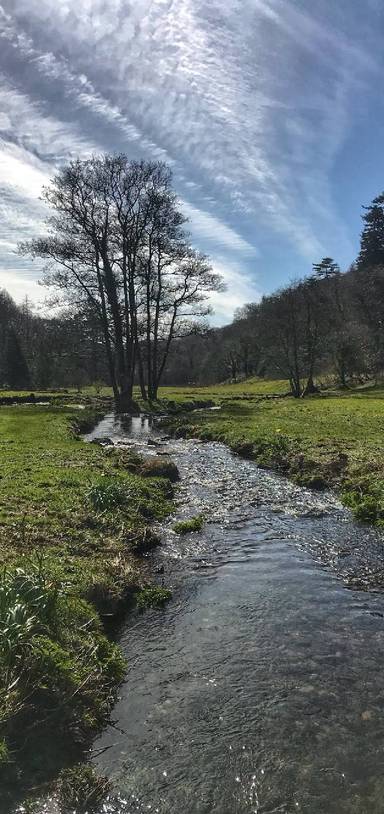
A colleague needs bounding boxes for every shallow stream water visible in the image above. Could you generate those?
[84,413,384,814]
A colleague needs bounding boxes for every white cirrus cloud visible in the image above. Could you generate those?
[0,0,383,317]
[182,202,257,257]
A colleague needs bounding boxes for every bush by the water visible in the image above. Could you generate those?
[0,560,60,698]
[342,485,384,523]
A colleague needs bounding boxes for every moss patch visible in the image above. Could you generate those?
[135,586,172,609]
[173,515,205,534]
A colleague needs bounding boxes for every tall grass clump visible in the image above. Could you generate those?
[0,557,125,800]
[86,478,129,512]
[0,560,60,702]
[57,764,111,813]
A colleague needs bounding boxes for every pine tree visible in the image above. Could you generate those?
[357,194,384,271]
[312,257,340,279]
[4,327,31,389]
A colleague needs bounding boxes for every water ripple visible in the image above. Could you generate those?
[85,414,384,813]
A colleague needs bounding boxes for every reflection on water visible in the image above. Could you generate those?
[87,414,384,813]
[84,412,155,441]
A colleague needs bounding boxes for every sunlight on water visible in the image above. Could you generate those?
[83,414,384,813]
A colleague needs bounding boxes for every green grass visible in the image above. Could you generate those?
[0,405,173,807]
[5,375,384,404]
[156,377,290,402]
[0,376,287,403]
[135,586,172,609]
[4,375,384,521]
[173,514,205,534]
[0,406,171,574]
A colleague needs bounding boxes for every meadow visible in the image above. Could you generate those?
[2,378,384,805]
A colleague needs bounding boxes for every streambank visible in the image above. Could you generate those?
[8,394,384,811]
[89,420,384,813]
[0,406,176,811]
[162,397,384,526]
[0,392,216,414]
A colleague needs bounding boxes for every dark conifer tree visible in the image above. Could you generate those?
[3,327,31,389]
[312,257,340,279]
[357,194,384,270]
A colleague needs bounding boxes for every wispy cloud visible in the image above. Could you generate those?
[0,0,382,317]
[182,202,256,257]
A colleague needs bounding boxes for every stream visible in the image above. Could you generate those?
[84,413,384,813]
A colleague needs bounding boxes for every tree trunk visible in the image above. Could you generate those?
[136,343,147,400]
[152,307,177,399]
[102,253,133,403]
[301,375,318,397]
[336,352,348,388]
[289,375,301,397]
[115,390,137,413]
[95,257,120,405]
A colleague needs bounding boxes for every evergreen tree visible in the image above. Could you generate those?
[357,194,384,270]
[312,257,340,279]
[3,327,31,389]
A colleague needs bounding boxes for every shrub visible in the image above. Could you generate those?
[0,739,9,765]
[198,428,215,441]
[0,560,127,795]
[28,635,78,697]
[232,441,255,458]
[295,473,328,490]
[253,435,291,469]
[342,485,384,523]
[130,527,161,554]
[174,424,190,438]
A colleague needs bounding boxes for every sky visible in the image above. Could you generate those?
[1,0,384,324]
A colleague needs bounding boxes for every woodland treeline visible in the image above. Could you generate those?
[164,192,384,394]
[2,169,384,398]
[0,289,109,391]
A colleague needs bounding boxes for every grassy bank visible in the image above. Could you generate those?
[0,405,172,807]
[160,380,384,524]
[0,377,288,405]
[2,378,384,805]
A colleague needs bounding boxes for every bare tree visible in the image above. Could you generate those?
[258,286,304,396]
[20,155,224,410]
[139,245,220,399]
